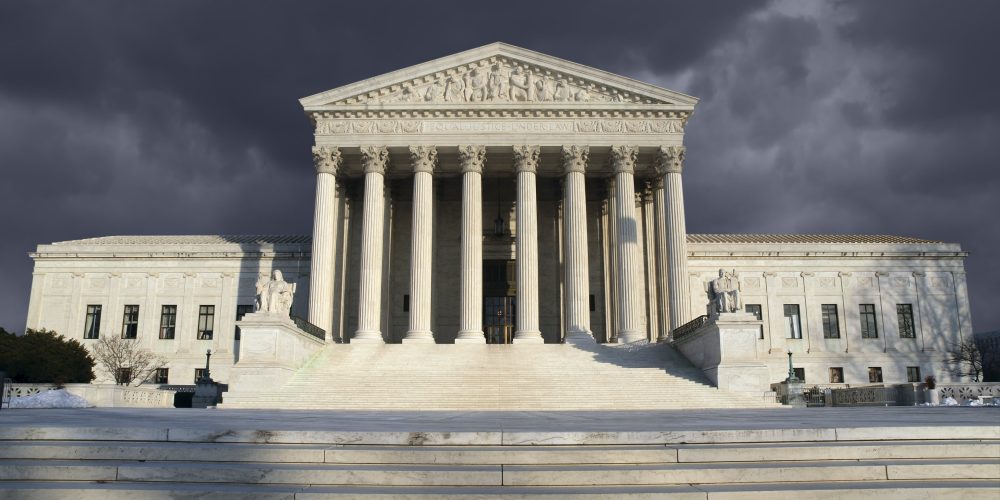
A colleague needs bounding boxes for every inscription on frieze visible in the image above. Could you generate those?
[315,119,685,136]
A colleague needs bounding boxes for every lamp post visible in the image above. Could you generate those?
[786,350,799,383]
[199,349,212,384]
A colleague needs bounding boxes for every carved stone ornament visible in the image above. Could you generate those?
[561,145,590,174]
[655,145,686,175]
[513,145,540,173]
[314,118,685,136]
[610,145,638,175]
[360,145,389,175]
[255,270,296,317]
[343,57,658,106]
[312,146,342,175]
[458,145,487,174]
[409,145,438,173]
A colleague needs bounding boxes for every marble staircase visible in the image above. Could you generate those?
[222,341,777,410]
[1,431,997,498]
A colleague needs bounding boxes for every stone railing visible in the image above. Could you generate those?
[671,315,709,342]
[829,385,900,407]
[4,383,58,399]
[818,382,1000,407]
[291,315,330,342]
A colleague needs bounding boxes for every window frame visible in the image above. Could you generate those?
[783,304,802,339]
[745,304,764,339]
[197,305,215,340]
[868,366,883,383]
[235,304,254,341]
[120,304,140,339]
[897,304,916,339]
[829,367,844,384]
[860,304,879,339]
[154,367,169,384]
[83,305,102,339]
[821,304,840,339]
[159,305,177,340]
[906,366,921,383]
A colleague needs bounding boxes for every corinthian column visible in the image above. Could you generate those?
[403,146,437,343]
[456,145,486,343]
[562,145,595,344]
[657,145,690,333]
[353,145,389,343]
[513,145,543,344]
[611,145,646,343]
[651,176,669,341]
[308,146,342,342]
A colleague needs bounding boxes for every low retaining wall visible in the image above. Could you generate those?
[3,383,175,408]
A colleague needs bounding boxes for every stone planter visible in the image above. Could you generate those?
[926,388,941,405]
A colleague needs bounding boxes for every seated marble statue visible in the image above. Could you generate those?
[709,269,742,314]
[255,270,296,317]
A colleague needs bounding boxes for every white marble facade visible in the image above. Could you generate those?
[23,43,973,386]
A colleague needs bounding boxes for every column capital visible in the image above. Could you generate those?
[459,145,487,174]
[409,145,438,174]
[610,145,638,175]
[561,145,590,174]
[655,145,686,175]
[360,145,389,175]
[312,146,342,175]
[513,145,540,173]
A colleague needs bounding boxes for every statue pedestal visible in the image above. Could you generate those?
[776,381,807,407]
[225,312,325,396]
[672,312,771,398]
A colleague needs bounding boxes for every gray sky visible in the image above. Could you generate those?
[1,0,997,332]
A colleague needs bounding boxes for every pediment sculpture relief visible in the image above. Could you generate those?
[345,58,659,105]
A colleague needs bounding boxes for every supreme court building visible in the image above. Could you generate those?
[24,44,973,402]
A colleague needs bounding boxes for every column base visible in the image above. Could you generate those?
[565,330,596,344]
[402,330,435,344]
[513,330,544,344]
[351,330,385,344]
[455,330,486,343]
[617,330,646,344]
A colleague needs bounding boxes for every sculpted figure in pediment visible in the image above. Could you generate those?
[487,63,507,100]
[509,66,531,101]
[423,80,444,102]
[444,74,465,102]
[465,67,489,101]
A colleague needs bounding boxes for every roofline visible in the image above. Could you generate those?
[299,42,699,109]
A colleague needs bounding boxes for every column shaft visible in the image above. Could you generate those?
[652,179,670,341]
[457,145,486,343]
[612,146,646,343]
[562,145,594,343]
[353,146,389,343]
[513,145,542,343]
[659,146,691,332]
[404,146,437,343]
[308,146,342,342]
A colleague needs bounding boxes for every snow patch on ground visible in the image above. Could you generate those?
[9,389,92,408]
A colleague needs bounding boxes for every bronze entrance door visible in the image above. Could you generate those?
[483,260,516,344]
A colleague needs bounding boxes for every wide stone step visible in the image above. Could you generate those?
[5,440,995,465]
[4,480,1000,499]
[2,458,997,486]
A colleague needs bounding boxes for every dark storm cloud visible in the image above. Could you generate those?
[0,0,997,334]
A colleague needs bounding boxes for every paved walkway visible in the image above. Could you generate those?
[1,407,997,432]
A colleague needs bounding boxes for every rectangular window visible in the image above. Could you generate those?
[829,367,844,384]
[116,367,132,385]
[868,367,883,383]
[745,304,764,339]
[783,304,802,339]
[83,305,102,339]
[235,304,254,341]
[159,305,177,339]
[860,304,879,339]
[194,368,206,383]
[120,305,140,339]
[897,304,916,338]
[154,368,169,384]
[793,368,805,382]
[821,304,840,339]
[906,366,921,383]
[197,305,215,340]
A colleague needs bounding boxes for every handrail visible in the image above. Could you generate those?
[291,315,329,342]
[671,315,709,342]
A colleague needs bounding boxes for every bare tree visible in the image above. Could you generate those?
[91,336,165,386]
[947,336,984,382]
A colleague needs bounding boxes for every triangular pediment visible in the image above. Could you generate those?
[301,42,698,109]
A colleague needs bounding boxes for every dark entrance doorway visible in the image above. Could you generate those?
[483,260,516,344]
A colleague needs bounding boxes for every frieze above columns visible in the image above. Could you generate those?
[314,117,686,136]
